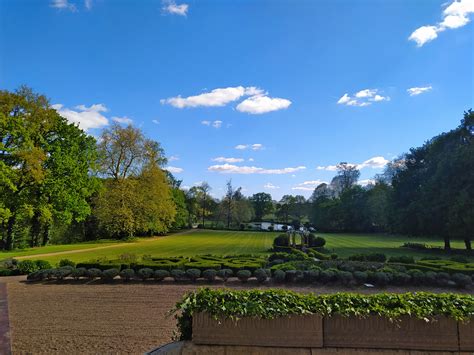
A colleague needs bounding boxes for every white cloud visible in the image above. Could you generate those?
[50,0,77,11]
[52,103,109,131]
[212,120,222,128]
[317,156,389,171]
[407,86,433,96]
[292,180,328,191]
[169,155,179,162]
[264,183,280,189]
[165,166,184,173]
[337,89,389,107]
[152,119,159,124]
[162,0,188,16]
[234,143,264,150]
[201,120,211,126]
[212,157,244,163]
[248,158,254,162]
[84,0,93,10]
[112,116,133,125]
[208,164,306,175]
[409,0,473,47]
[162,86,262,108]
[358,179,376,187]
[236,95,291,114]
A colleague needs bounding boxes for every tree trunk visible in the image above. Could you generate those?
[464,238,472,251]
[5,216,15,251]
[444,236,451,250]
[41,223,51,246]
[31,212,42,247]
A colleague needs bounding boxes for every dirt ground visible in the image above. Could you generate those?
[2,276,473,355]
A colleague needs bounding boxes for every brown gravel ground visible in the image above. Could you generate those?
[1,276,473,355]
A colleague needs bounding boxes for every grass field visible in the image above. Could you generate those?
[1,229,472,265]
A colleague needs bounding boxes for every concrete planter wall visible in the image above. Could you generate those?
[192,312,473,352]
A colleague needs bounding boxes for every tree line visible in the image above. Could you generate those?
[0,88,472,251]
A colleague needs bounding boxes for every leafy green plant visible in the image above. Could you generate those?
[254,268,268,283]
[216,269,233,282]
[272,269,286,283]
[186,269,201,282]
[101,268,119,281]
[72,267,87,280]
[171,269,187,281]
[86,268,102,280]
[202,269,217,282]
[35,260,52,270]
[137,268,154,281]
[119,268,135,281]
[236,270,251,282]
[154,269,170,281]
[172,289,474,341]
[18,260,39,274]
[59,259,76,268]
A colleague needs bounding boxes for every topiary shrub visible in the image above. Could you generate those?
[450,256,469,263]
[392,272,411,285]
[338,271,354,285]
[285,269,304,283]
[35,260,52,270]
[186,269,201,282]
[18,260,39,274]
[202,269,217,282]
[26,270,45,281]
[216,269,233,282]
[87,268,102,280]
[72,267,87,280]
[59,259,76,268]
[254,268,268,283]
[373,271,390,286]
[388,256,415,264]
[236,270,251,283]
[452,273,472,288]
[171,269,187,281]
[154,269,170,281]
[101,268,119,282]
[137,268,154,281]
[308,234,326,248]
[353,271,368,284]
[119,268,135,282]
[272,269,286,283]
[320,269,336,283]
[330,253,338,260]
[304,269,320,283]
[273,234,289,248]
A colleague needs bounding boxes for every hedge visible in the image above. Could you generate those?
[172,288,474,340]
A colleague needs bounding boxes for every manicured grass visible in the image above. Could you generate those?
[2,229,472,265]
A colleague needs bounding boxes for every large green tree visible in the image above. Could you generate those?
[249,192,273,221]
[0,87,98,249]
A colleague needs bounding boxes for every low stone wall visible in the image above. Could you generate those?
[191,313,473,352]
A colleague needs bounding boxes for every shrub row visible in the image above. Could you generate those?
[172,289,474,340]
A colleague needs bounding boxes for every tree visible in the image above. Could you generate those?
[331,162,360,195]
[0,87,98,249]
[310,183,332,202]
[250,192,273,221]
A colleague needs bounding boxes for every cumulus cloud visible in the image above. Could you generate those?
[85,0,93,10]
[236,95,291,114]
[169,155,179,162]
[337,89,389,107]
[264,183,280,189]
[152,119,159,124]
[235,144,248,150]
[292,180,328,191]
[52,103,109,131]
[165,166,184,173]
[112,116,133,125]
[201,120,222,128]
[358,179,376,187]
[317,156,389,171]
[208,164,306,175]
[407,86,433,96]
[212,157,245,163]
[162,0,188,16]
[409,0,473,47]
[251,143,263,150]
[162,86,263,108]
[50,0,77,11]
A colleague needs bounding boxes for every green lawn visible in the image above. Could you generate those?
[1,229,471,265]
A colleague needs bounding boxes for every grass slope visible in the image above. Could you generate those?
[1,230,471,265]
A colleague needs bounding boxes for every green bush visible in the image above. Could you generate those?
[172,289,474,341]
[101,268,119,281]
[216,269,233,282]
[338,271,353,285]
[254,268,268,283]
[72,267,87,280]
[272,269,286,283]
[388,256,415,264]
[320,269,336,283]
[35,260,52,270]
[450,256,469,263]
[202,269,217,282]
[186,269,201,282]
[86,268,102,279]
[330,253,338,260]
[236,270,251,282]
[452,273,472,288]
[303,269,320,283]
[0,269,12,277]
[137,268,154,281]
[392,272,411,285]
[18,260,39,274]
[348,253,386,263]
[119,268,135,281]
[353,271,368,284]
[307,248,331,260]
[308,234,326,248]
[171,269,187,281]
[59,259,76,268]
[154,269,170,281]
[273,234,289,247]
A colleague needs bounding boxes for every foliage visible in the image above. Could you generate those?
[101,268,119,281]
[119,268,135,281]
[348,253,387,262]
[308,234,326,248]
[186,268,201,282]
[236,270,251,282]
[172,289,474,340]
[254,268,268,283]
[216,269,233,281]
[59,259,76,268]
[17,260,39,274]
[137,268,154,280]
[273,234,289,248]
[202,269,217,281]
[154,269,170,281]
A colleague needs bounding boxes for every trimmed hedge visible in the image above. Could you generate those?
[172,288,474,340]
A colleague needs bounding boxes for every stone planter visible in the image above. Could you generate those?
[323,315,459,351]
[192,312,323,348]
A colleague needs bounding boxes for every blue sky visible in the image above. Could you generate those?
[1,0,473,199]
